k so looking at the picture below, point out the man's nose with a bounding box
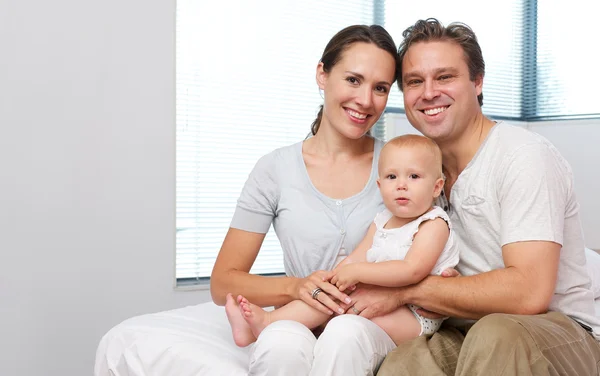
[422,80,440,101]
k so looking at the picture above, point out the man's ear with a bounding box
[474,73,484,97]
[433,177,444,198]
[316,62,327,90]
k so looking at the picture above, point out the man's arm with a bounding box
[405,240,560,319]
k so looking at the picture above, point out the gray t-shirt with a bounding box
[231,138,385,278]
[438,122,600,340]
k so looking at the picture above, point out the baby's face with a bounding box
[377,145,443,219]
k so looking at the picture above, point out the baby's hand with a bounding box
[330,264,361,292]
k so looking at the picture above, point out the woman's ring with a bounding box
[352,306,360,314]
[311,287,323,300]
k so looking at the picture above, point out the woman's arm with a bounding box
[211,228,297,307]
[211,228,351,314]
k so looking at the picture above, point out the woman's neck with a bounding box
[306,126,372,159]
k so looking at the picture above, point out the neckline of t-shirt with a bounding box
[377,206,445,233]
[296,137,381,204]
[453,120,503,188]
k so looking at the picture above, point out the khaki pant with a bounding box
[377,312,600,376]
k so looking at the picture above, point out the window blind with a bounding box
[176,0,377,281]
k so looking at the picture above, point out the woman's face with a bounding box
[316,42,396,139]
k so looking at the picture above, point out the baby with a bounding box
[226,134,459,346]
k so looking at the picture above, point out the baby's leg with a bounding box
[225,293,257,347]
[370,305,422,345]
[239,295,331,340]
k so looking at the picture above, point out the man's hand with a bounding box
[330,263,363,292]
[341,284,405,319]
[414,267,461,318]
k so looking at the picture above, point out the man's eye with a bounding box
[406,79,422,87]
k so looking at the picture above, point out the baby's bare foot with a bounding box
[224,293,256,347]
[239,296,272,339]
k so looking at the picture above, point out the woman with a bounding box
[211,24,400,375]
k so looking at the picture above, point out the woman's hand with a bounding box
[296,270,352,315]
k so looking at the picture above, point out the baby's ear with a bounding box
[376,178,381,188]
[433,177,444,197]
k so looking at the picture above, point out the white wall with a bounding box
[0,1,210,375]
[529,119,600,249]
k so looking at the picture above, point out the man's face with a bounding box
[401,40,483,144]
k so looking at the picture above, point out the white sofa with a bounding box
[94,249,600,376]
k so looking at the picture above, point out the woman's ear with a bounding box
[316,62,327,90]
[433,177,445,198]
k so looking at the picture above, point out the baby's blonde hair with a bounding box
[380,134,443,178]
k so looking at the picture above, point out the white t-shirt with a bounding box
[366,206,459,276]
[438,122,600,340]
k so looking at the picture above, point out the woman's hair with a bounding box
[397,18,485,107]
[382,134,443,178]
[311,25,400,135]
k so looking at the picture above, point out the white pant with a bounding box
[248,315,396,376]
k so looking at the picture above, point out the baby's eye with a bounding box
[409,174,420,179]
[387,174,396,180]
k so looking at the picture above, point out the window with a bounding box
[176,0,600,283]
[383,0,527,119]
[534,0,600,120]
[176,0,376,282]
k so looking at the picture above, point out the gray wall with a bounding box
[0,1,209,375]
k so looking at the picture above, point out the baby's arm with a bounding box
[332,218,449,290]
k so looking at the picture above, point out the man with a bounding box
[366,18,600,375]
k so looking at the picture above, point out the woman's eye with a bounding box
[375,85,388,93]
[346,77,359,84]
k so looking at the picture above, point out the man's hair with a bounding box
[380,134,443,178]
[397,18,485,106]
